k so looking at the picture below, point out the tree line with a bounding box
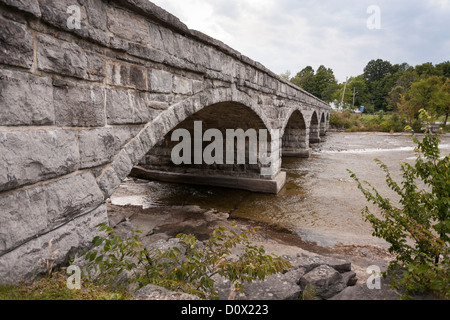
[282,59,450,126]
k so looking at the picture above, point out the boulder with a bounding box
[299,265,346,299]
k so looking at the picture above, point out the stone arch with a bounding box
[99,88,262,195]
[320,112,327,137]
[309,111,321,144]
[141,101,271,176]
[282,109,311,158]
[98,87,282,199]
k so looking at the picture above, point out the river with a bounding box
[110,132,450,248]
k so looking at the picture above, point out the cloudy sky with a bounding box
[150,0,450,83]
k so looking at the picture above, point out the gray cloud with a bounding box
[151,0,450,82]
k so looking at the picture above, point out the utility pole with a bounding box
[340,77,348,110]
[352,87,357,109]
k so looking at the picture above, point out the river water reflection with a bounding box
[111,133,450,248]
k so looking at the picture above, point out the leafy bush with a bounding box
[348,110,450,299]
[330,110,360,130]
[82,224,291,300]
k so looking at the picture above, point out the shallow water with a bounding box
[111,133,450,247]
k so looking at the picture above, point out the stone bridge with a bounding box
[0,0,330,282]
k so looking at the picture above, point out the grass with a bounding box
[0,271,132,300]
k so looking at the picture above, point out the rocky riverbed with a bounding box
[106,201,402,300]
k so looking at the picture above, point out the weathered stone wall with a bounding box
[0,0,330,283]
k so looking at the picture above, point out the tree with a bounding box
[363,59,393,83]
[387,69,419,112]
[291,66,315,93]
[433,78,450,126]
[313,65,337,101]
[397,76,447,125]
[436,61,450,79]
[290,65,337,102]
[363,59,394,111]
[415,62,441,78]
[348,110,450,299]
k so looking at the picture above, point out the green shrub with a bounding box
[348,110,450,299]
[82,224,291,300]
[330,110,361,130]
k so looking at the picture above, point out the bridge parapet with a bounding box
[0,0,330,283]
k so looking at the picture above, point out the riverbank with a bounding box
[106,132,450,300]
[107,200,401,300]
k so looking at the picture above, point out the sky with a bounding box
[150,0,450,83]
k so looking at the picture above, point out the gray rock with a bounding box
[0,69,54,126]
[342,271,358,287]
[0,15,33,69]
[134,284,200,300]
[240,273,302,300]
[0,130,79,192]
[299,265,346,300]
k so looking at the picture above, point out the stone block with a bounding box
[173,76,192,95]
[81,0,107,31]
[0,69,54,126]
[111,126,140,152]
[0,204,108,284]
[45,171,104,227]
[0,186,47,255]
[53,81,105,127]
[0,15,33,69]
[86,52,106,82]
[78,128,116,169]
[97,151,133,199]
[37,34,88,79]
[124,136,146,165]
[0,130,79,192]
[105,89,134,125]
[131,92,160,124]
[106,62,146,90]
[148,22,164,51]
[0,0,41,17]
[106,6,150,45]
[127,43,165,63]
[148,69,173,93]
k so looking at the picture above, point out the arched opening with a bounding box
[309,111,321,144]
[282,110,311,158]
[131,102,286,194]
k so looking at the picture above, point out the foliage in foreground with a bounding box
[83,224,291,300]
[348,110,449,299]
